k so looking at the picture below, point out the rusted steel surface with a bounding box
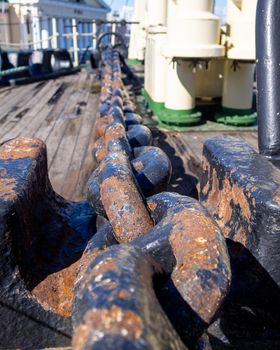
[73,245,188,350]
[131,192,231,346]
[126,124,152,148]
[0,137,96,348]
[79,50,232,349]
[124,112,143,126]
[88,145,172,217]
[0,49,236,349]
[199,136,280,287]
[100,151,154,242]
[132,146,172,196]
[104,122,132,157]
[89,49,172,242]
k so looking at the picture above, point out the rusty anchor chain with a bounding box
[88,49,172,243]
[73,48,232,349]
[0,48,232,349]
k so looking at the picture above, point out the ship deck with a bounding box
[0,70,258,201]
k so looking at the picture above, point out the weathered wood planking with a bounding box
[0,71,258,202]
[0,70,99,201]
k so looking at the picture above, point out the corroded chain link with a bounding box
[73,49,231,349]
[0,49,231,349]
[87,48,172,243]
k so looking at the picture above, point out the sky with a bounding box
[108,0,227,21]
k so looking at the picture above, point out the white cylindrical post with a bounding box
[160,0,223,125]
[222,60,255,110]
[218,0,257,125]
[165,60,195,111]
[111,22,116,46]
[51,17,58,49]
[164,0,223,58]
[158,59,202,125]
[144,26,167,113]
[147,0,167,27]
[41,17,50,49]
[128,0,147,62]
[226,0,257,60]
[92,21,97,50]
[33,16,41,50]
[72,18,79,66]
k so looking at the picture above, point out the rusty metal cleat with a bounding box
[0,137,96,348]
[200,136,280,288]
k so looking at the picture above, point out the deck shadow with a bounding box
[151,128,199,199]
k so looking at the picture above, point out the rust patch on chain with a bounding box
[95,115,113,138]
[113,79,123,90]
[132,160,144,172]
[78,256,117,292]
[104,123,126,145]
[169,208,229,323]
[100,154,154,242]
[73,306,143,350]
[93,137,107,163]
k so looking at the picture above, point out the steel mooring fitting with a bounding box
[72,193,231,349]
[0,137,96,348]
[200,136,280,288]
[131,193,231,338]
[73,245,188,350]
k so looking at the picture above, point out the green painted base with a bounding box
[142,89,165,115]
[146,116,257,133]
[127,59,144,65]
[215,108,257,126]
[142,89,203,127]
[158,108,203,127]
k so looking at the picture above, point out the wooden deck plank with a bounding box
[34,76,76,142]
[45,72,89,169]
[0,71,99,201]
[0,83,40,125]
[46,72,97,199]
[17,81,65,138]
[64,93,99,201]
[0,80,60,141]
[48,89,91,196]
[0,71,259,203]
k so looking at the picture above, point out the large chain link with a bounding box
[73,49,232,349]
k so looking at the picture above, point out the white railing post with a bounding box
[111,22,116,46]
[41,17,50,49]
[92,20,97,50]
[51,17,58,49]
[72,18,79,66]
